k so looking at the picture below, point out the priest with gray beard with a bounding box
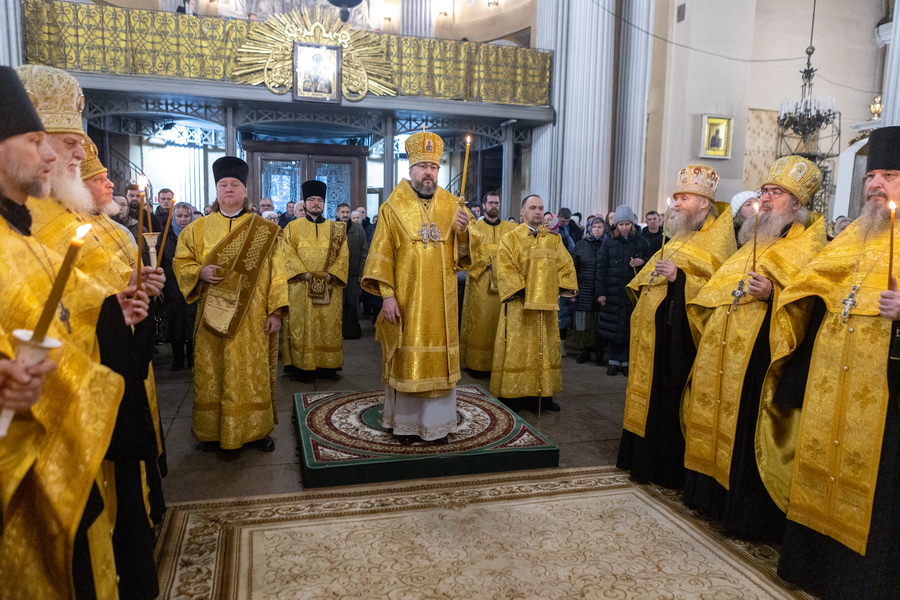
[681,156,825,542]
[617,164,736,490]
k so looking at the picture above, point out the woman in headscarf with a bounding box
[572,217,606,364]
[162,202,197,371]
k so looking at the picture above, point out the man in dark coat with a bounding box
[596,205,649,376]
[338,202,368,339]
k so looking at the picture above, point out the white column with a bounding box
[612,0,654,215]
[1,1,24,66]
[530,0,615,218]
[383,117,395,198]
[882,2,900,126]
[401,0,433,38]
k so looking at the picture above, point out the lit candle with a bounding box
[660,198,671,261]
[889,200,896,289]
[459,136,471,203]
[31,224,92,343]
[137,174,152,235]
[156,205,175,267]
[752,201,760,273]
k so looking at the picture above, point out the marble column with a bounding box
[612,0,654,214]
[530,0,616,218]
[882,2,900,126]
[383,117,395,199]
[1,1,24,66]
[401,0,433,38]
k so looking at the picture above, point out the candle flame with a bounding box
[75,224,92,240]
[137,174,149,188]
[891,200,897,211]
[754,201,760,212]
[466,136,471,145]
[666,197,671,207]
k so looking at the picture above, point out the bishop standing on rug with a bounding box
[362,130,480,444]
[489,194,577,412]
[174,156,287,453]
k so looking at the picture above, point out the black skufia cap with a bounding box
[0,66,45,142]
[867,126,900,172]
[212,156,249,186]
[302,180,327,200]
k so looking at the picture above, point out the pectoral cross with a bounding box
[58,303,72,335]
[648,271,658,285]
[418,223,431,248]
[731,280,747,311]
[841,285,860,323]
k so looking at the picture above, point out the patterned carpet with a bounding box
[294,385,558,487]
[156,467,812,599]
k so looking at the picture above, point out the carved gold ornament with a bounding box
[232,7,396,102]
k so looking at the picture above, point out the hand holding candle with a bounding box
[31,224,92,343]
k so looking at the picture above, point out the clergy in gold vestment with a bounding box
[0,69,151,599]
[759,126,900,600]
[362,131,479,443]
[489,194,577,411]
[460,191,517,374]
[174,156,288,452]
[681,156,825,541]
[617,164,736,490]
[283,180,349,382]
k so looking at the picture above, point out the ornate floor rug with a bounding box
[156,467,812,600]
[294,385,558,487]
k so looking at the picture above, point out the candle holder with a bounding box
[0,329,62,438]
[143,232,161,269]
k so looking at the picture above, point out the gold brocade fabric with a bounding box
[489,225,577,399]
[623,206,736,437]
[282,218,349,370]
[460,219,517,371]
[23,0,551,106]
[0,219,123,600]
[758,220,895,555]
[682,217,825,490]
[173,212,288,449]
[361,181,480,394]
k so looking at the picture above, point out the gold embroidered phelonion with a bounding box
[32,224,91,342]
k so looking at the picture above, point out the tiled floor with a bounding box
[156,318,629,503]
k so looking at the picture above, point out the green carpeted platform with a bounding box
[294,384,559,487]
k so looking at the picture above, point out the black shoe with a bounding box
[317,368,340,380]
[283,365,296,376]
[467,368,491,380]
[396,435,418,445]
[576,349,591,364]
[540,399,561,412]
[200,441,219,453]
[253,437,275,452]
[622,366,629,377]
[431,435,449,445]
[607,365,620,376]
[290,369,316,382]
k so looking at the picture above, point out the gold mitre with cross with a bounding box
[405,130,444,166]
[674,164,719,202]
[15,64,86,136]
[762,155,822,206]
[81,136,108,181]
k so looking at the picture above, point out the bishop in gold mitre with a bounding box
[0,65,149,600]
[758,126,900,599]
[459,191,517,375]
[489,194,577,411]
[361,130,481,443]
[681,156,825,543]
[617,164,736,490]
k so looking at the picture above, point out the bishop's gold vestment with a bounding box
[758,220,894,555]
[489,225,577,398]
[624,206,736,437]
[173,211,288,449]
[362,180,480,394]
[460,218,517,371]
[282,218,349,370]
[0,215,123,600]
[683,216,825,489]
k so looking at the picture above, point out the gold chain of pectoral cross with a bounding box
[93,215,137,268]
[14,230,73,335]
[649,230,698,285]
[842,237,886,323]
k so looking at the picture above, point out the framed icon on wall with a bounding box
[700,114,732,159]
[293,42,342,104]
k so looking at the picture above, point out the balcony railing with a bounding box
[22,0,552,107]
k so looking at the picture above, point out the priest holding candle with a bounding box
[680,155,824,542]
[0,65,151,600]
[362,130,481,444]
[756,125,900,600]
